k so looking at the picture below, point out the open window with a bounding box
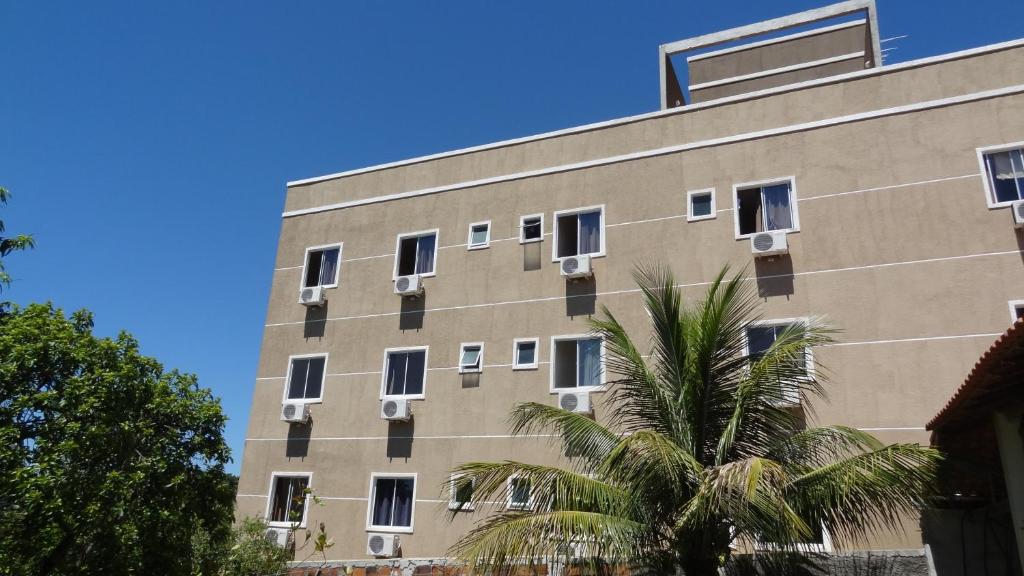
[284,354,326,403]
[551,336,603,391]
[467,221,491,250]
[979,144,1024,207]
[687,189,716,222]
[448,474,475,511]
[381,347,427,399]
[520,214,543,244]
[267,473,311,528]
[513,338,539,370]
[367,473,416,533]
[1009,300,1024,322]
[458,343,484,374]
[394,230,438,278]
[553,206,605,260]
[302,245,341,288]
[734,179,798,238]
[507,476,533,511]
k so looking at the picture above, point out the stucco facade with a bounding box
[237,10,1024,562]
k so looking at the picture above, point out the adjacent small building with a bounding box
[236,0,1024,564]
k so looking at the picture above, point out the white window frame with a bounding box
[732,177,800,239]
[365,472,417,534]
[448,474,475,511]
[282,353,328,404]
[506,474,534,511]
[467,221,491,250]
[519,213,544,244]
[977,142,1024,209]
[299,243,343,289]
[393,228,439,280]
[742,317,816,379]
[512,337,540,370]
[686,188,717,222]
[265,471,313,529]
[379,346,429,400]
[755,522,833,553]
[551,205,606,262]
[549,334,606,393]
[1009,300,1024,323]
[458,342,485,374]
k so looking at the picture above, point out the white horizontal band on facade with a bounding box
[282,84,1024,218]
[264,247,1023,329]
[273,173,980,270]
[685,19,868,62]
[284,39,1024,189]
[688,51,866,91]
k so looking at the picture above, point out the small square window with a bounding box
[554,207,604,259]
[1009,300,1024,322]
[395,231,438,277]
[520,214,543,244]
[982,147,1024,206]
[448,475,475,511]
[734,180,797,238]
[458,343,483,374]
[302,245,341,288]
[267,474,310,527]
[507,476,532,510]
[368,474,416,532]
[686,189,716,222]
[285,355,326,402]
[467,221,491,250]
[551,336,603,390]
[513,338,539,370]
[382,348,427,398]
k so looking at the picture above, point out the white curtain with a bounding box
[393,479,414,527]
[415,234,436,274]
[578,211,601,255]
[762,183,793,231]
[577,338,602,387]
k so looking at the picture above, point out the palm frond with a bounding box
[507,402,620,473]
[599,430,704,518]
[769,425,885,472]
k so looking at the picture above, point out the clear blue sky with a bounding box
[2,1,1017,474]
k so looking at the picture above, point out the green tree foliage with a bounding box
[201,517,290,576]
[0,303,234,576]
[0,187,35,293]
[445,265,940,576]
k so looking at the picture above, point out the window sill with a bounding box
[519,238,543,245]
[551,252,606,263]
[735,227,798,240]
[467,244,490,251]
[366,526,414,534]
[447,503,475,512]
[512,364,539,371]
[551,385,605,394]
[458,368,482,375]
[687,213,716,222]
[267,521,306,529]
[305,283,338,290]
[988,200,1023,209]
[393,272,436,280]
[381,395,425,401]
[284,398,323,405]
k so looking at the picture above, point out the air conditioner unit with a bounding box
[367,533,400,557]
[394,275,423,296]
[750,231,789,257]
[558,391,592,414]
[380,398,411,421]
[1012,200,1024,228]
[280,402,311,423]
[560,254,592,278]
[265,527,293,548]
[299,285,325,306]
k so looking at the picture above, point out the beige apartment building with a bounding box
[237,0,1024,564]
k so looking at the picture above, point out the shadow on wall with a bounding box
[566,277,597,317]
[386,419,413,460]
[753,256,794,298]
[523,242,543,271]
[285,422,312,459]
[1017,228,1024,267]
[461,372,481,389]
[303,300,328,339]
[399,295,425,331]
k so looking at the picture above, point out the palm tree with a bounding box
[444,265,939,576]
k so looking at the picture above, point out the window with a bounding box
[520,214,543,244]
[980,145,1024,206]
[553,206,605,260]
[687,189,716,222]
[301,244,341,289]
[285,355,326,402]
[367,474,416,532]
[1009,301,1024,322]
[467,221,491,250]
[458,343,484,374]
[507,476,532,510]
[267,474,311,527]
[394,230,438,278]
[734,179,798,237]
[551,336,603,391]
[513,338,539,370]
[448,475,475,511]
[381,347,427,399]
[756,522,832,553]
[745,320,814,402]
